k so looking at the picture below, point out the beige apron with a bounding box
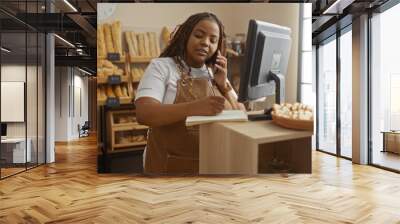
[144,59,233,174]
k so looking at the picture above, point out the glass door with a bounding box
[317,36,337,155]
[339,27,352,159]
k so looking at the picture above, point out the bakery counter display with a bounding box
[98,21,125,62]
[97,59,133,106]
[271,102,314,131]
[107,110,148,152]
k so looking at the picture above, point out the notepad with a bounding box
[186,110,248,126]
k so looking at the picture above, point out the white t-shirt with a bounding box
[135,57,237,103]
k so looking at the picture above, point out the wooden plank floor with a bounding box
[1,135,400,223]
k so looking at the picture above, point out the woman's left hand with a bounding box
[213,50,229,90]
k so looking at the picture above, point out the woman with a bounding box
[135,12,245,174]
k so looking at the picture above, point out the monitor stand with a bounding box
[248,108,272,121]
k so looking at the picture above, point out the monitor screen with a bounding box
[238,20,291,102]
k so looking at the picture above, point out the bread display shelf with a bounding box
[130,56,153,63]
[107,109,148,152]
[98,54,126,64]
[97,75,129,84]
[112,124,148,131]
[108,147,144,154]
[97,97,132,107]
[271,112,313,131]
[113,141,147,149]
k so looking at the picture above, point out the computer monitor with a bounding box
[238,20,292,110]
[1,123,7,138]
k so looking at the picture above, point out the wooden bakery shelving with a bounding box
[107,109,148,152]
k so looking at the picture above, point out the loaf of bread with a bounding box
[97,86,107,101]
[103,67,114,77]
[147,32,155,57]
[103,23,115,54]
[113,85,123,97]
[106,86,115,97]
[102,60,114,68]
[111,21,122,55]
[121,85,129,97]
[97,24,107,57]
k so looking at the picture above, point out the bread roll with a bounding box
[103,67,114,76]
[111,21,122,55]
[103,23,115,54]
[103,60,114,68]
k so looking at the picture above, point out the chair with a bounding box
[78,121,90,138]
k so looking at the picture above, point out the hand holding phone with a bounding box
[213,50,228,91]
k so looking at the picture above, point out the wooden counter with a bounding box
[199,120,313,174]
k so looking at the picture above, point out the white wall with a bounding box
[99,3,300,102]
[55,67,89,141]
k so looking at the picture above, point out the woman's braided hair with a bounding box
[160,12,226,69]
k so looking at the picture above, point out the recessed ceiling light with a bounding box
[1,47,11,53]
[54,34,75,48]
[78,67,92,76]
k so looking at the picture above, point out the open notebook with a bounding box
[186,110,248,126]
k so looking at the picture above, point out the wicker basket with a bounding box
[271,111,314,131]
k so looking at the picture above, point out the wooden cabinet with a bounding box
[107,110,148,153]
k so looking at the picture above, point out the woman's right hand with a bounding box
[187,96,226,116]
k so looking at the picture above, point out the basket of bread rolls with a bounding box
[271,102,314,131]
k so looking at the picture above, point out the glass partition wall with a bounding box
[0,1,46,179]
[370,3,400,171]
[316,26,352,159]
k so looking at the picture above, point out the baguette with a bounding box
[103,23,115,53]
[125,32,136,57]
[161,26,170,48]
[151,32,159,57]
[97,24,107,57]
[147,32,155,57]
[154,32,161,56]
[144,32,151,56]
[130,32,139,57]
[111,21,122,55]
[137,33,146,57]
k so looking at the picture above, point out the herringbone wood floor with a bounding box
[1,135,400,223]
